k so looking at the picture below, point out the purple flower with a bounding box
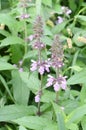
[53,82,60,91]
[33,41,45,50]
[38,66,45,75]
[35,94,40,103]
[13,64,17,68]
[46,75,67,92]
[51,58,64,68]
[28,35,34,41]
[30,60,50,75]
[57,16,64,24]
[20,14,30,19]
[61,6,72,15]
[66,9,72,15]
[19,67,23,72]
[46,75,54,87]
[30,60,37,71]
[19,60,23,66]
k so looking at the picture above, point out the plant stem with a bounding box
[56,68,59,103]
[24,20,28,54]
[37,74,43,115]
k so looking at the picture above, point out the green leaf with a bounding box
[0,60,15,71]
[10,45,23,63]
[66,123,78,130]
[52,21,67,34]
[0,75,14,102]
[66,104,86,124]
[42,0,52,7]
[24,50,38,60]
[68,0,77,11]
[36,0,42,15]
[13,116,54,130]
[52,102,66,130]
[67,68,86,85]
[71,50,80,74]
[73,30,86,47]
[53,4,62,14]
[41,90,56,103]
[57,112,66,130]
[80,84,86,104]
[21,72,41,92]
[0,105,37,122]
[12,70,30,105]
[0,30,10,37]
[0,14,22,34]
[41,36,53,46]
[43,124,58,130]
[0,36,24,48]
[76,15,86,26]
[81,116,86,130]
[19,126,27,130]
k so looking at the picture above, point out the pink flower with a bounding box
[19,68,23,72]
[20,14,30,19]
[30,60,37,71]
[60,77,67,90]
[38,66,44,75]
[53,82,60,91]
[30,60,50,75]
[57,16,64,24]
[35,94,40,103]
[46,75,54,87]
[28,35,34,41]
[46,75,67,91]
[19,60,23,66]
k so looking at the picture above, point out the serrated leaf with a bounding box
[13,116,54,130]
[0,60,15,71]
[66,123,78,130]
[42,0,52,7]
[0,30,10,37]
[66,104,86,124]
[36,0,42,15]
[80,84,86,104]
[21,72,41,92]
[0,75,14,102]
[0,105,37,122]
[41,90,56,103]
[12,70,30,105]
[76,15,86,25]
[57,112,66,130]
[52,21,67,34]
[0,14,22,34]
[67,68,86,85]
[0,36,24,48]
[19,126,27,130]
[81,116,86,130]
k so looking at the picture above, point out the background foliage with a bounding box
[0,0,86,130]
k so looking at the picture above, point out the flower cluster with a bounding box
[30,59,50,75]
[62,6,72,15]
[51,35,64,68]
[46,75,67,92]
[33,15,45,50]
[56,6,72,24]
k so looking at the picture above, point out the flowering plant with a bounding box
[0,0,86,130]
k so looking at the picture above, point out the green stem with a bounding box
[55,68,59,103]
[77,6,86,15]
[24,20,28,54]
[37,74,43,115]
